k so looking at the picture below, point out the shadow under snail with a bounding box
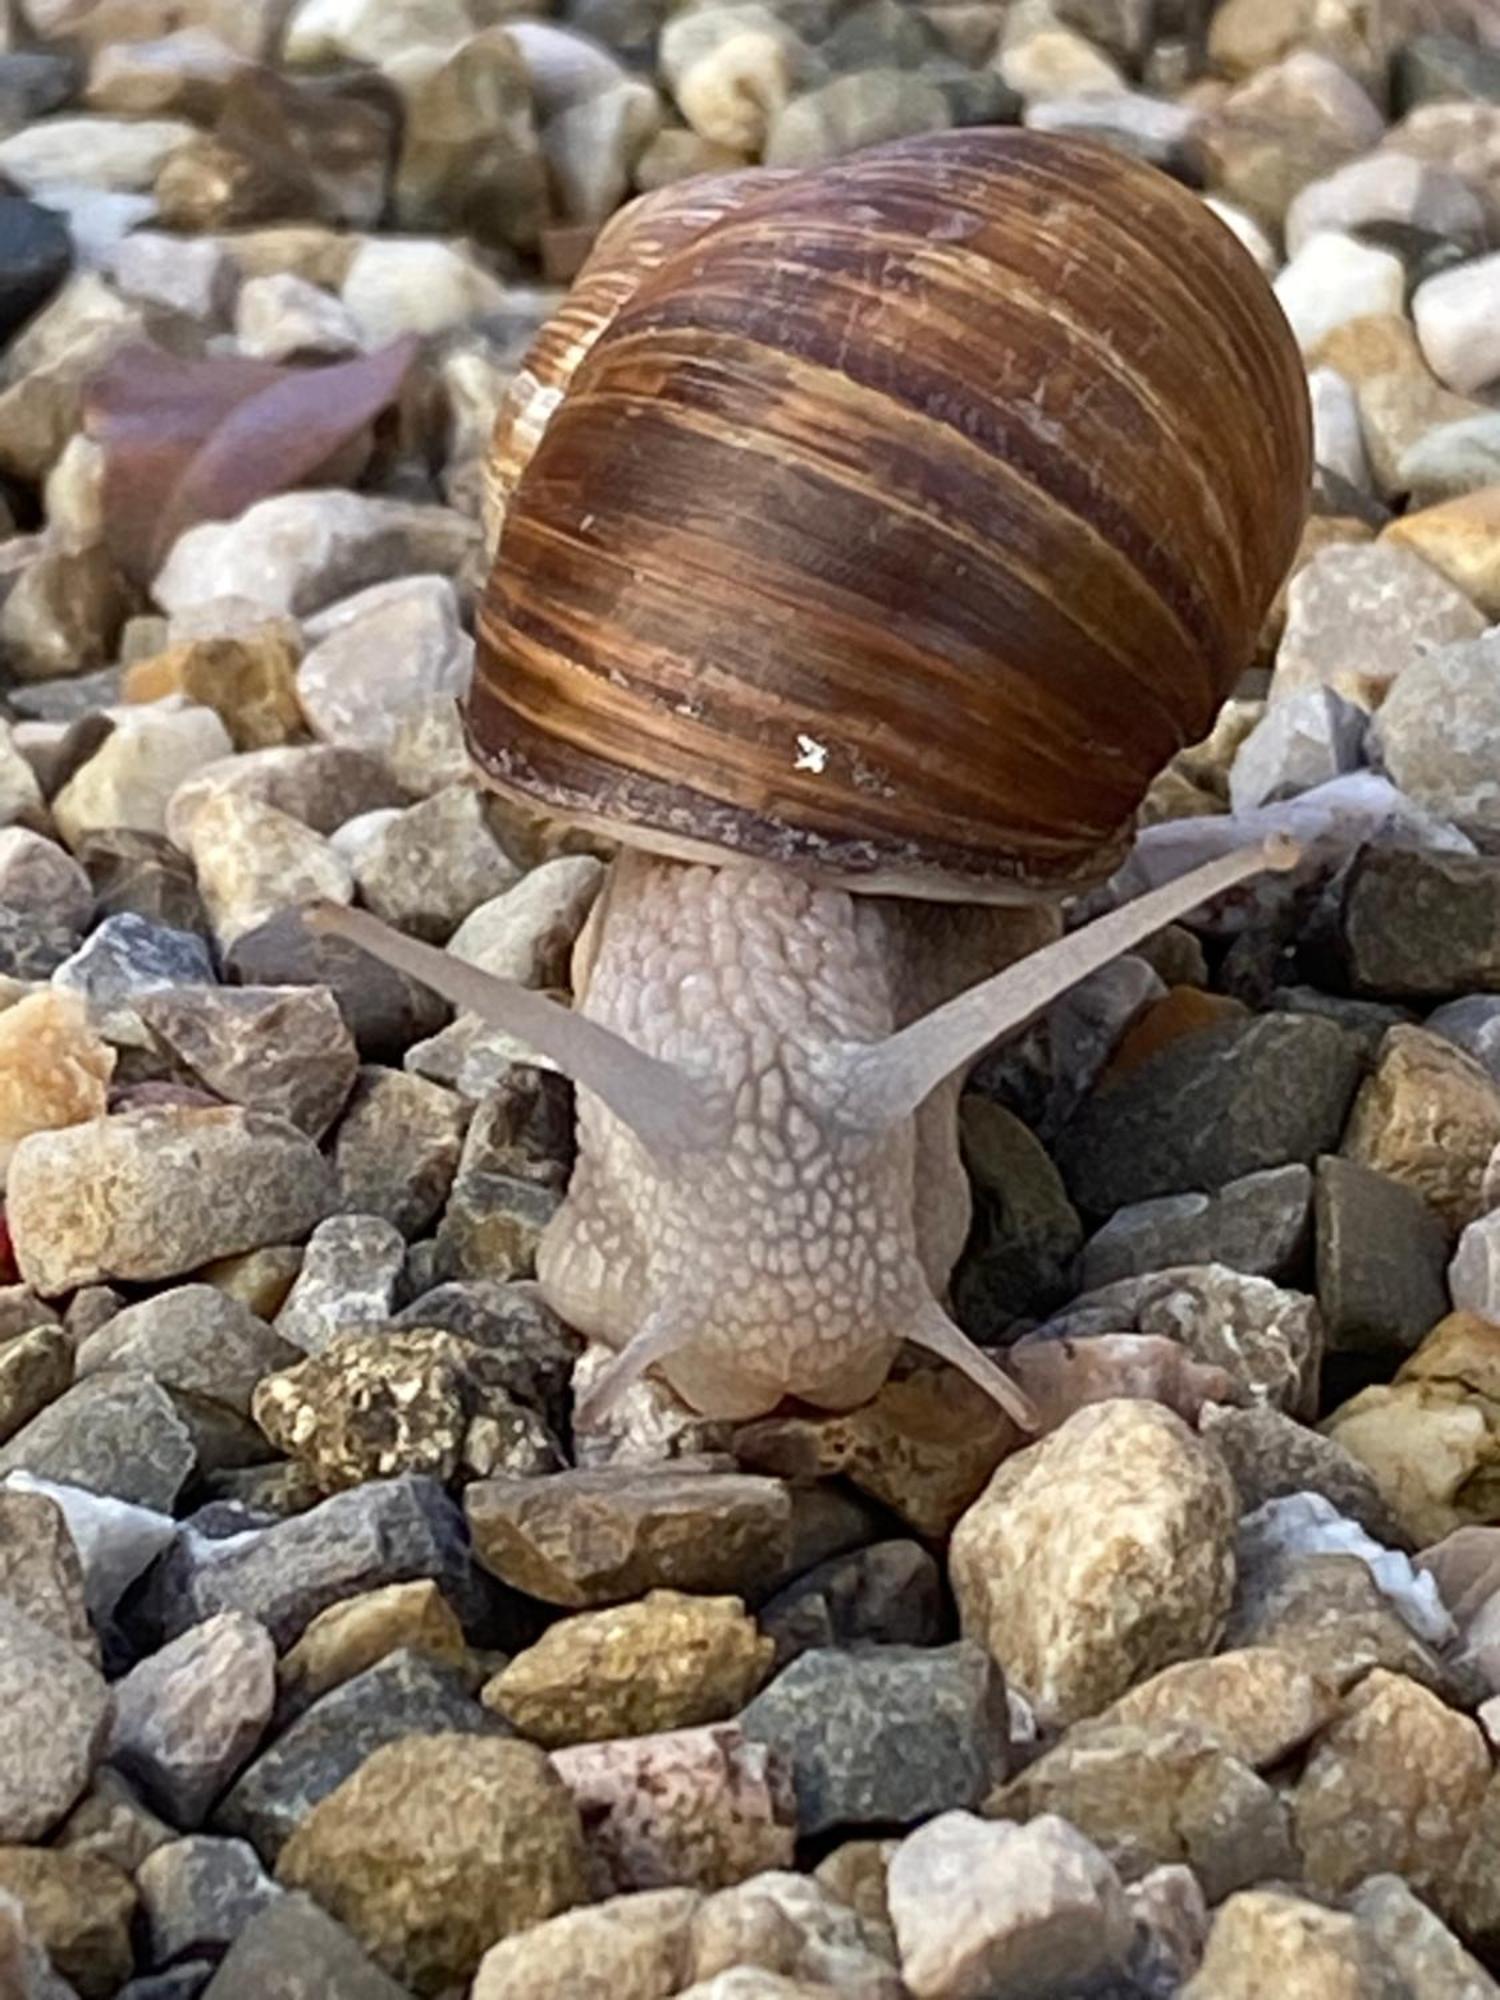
[311,128,1311,1432]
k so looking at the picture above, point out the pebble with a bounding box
[136,1836,278,1969]
[340,238,507,345]
[487,1590,773,1748]
[1371,628,1500,838]
[270,1214,405,1355]
[392,1280,577,1433]
[446,851,605,986]
[1338,847,1500,998]
[166,746,408,850]
[1314,311,1485,499]
[0,991,112,1181]
[1451,1210,1500,1319]
[1428,995,1500,1082]
[470,1888,699,2000]
[1294,1668,1490,1899]
[1399,407,1500,502]
[0,1489,96,1662]
[109,1613,275,1827]
[217,1649,503,1864]
[755,1542,943,1670]
[254,1327,561,1490]
[1053,1012,1363,1219]
[52,706,232,851]
[659,5,801,152]
[112,229,237,322]
[351,784,519,942]
[150,1474,487,1648]
[1080,1163,1313,1289]
[1384,487,1500,618]
[78,831,208,941]
[5,1474,176,1627]
[8,1107,335,1295]
[234,273,358,362]
[886,1810,1131,2000]
[1343,1024,1500,1234]
[1315,1154,1450,1354]
[737,1642,1004,1839]
[1239,1493,1453,1647]
[0,1846,136,1997]
[197,1890,411,2000]
[1287,150,1489,255]
[952,1097,1082,1333]
[329,1068,470,1238]
[51,913,215,1046]
[222,905,449,1062]
[153,492,480,622]
[275,1580,467,1721]
[294,575,472,758]
[1100,1646,1338,1770]
[275,1734,589,1995]
[1351,1871,1500,1997]
[0,112,191,193]
[1273,231,1406,354]
[1228,687,1366,812]
[949,1401,1237,1728]
[1414,248,1500,395]
[1181,1889,1388,2000]
[466,1467,869,1611]
[765,71,953,171]
[1271,540,1487,707]
[123,632,304,754]
[1308,365,1373,490]
[0,194,71,346]
[184,791,353,948]
[988,1720,1298,1904]
[0,1323,72,1448]
[0,1371,194,1510]
[0,1599,110,1842]
[551,1722,797,1896]
[74,1286,296,1418]
[134,985,359,1138]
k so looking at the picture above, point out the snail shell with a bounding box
[471,128,1311,900]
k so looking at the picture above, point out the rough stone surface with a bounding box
[0,992,113,1182]
[0,1845,136,1998]
[1343,1024,1500,1235]
[198,1891,411,1999]
[110,1613,276,1827]
[136,1835,278,1968]
[0,1600,110,1842]
[7,1107,336,1294]
[1315,1154,1450,1354]
[0,1371,195,1510]
[1271,540,1486,706]
[487,1590,773,1748]
[1333,847,1500,1007]
[135,985,358,1139]
[1182,1890,1392,2000]
[757,1543,945,1670]
[271,1214,405,1356]
[275,1580,468,1721]
[74,1285,296,1417]
[949,1401,1238,1728]
[330,1067,469,1238]
[471,1888,701,2000]
[0,1490,95,1662]
[738,1643,1005,1838]
[1199,1401,1410,1547]
[1098,1647,1338,1769]
[887,1810,1133,2000]
[274,1733,589,1996]
[1080,1164,1313,1290]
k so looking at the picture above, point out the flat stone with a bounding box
[471,1888,702,2000]
[149,1474,489,1648]
[276,1581,468,1722]
[144,985,359,1140]
[154,492,480,622]
[1199,1402,1410,1547]
[486,1590,773,1749]
[1053,1012,1364,1220]
[136,1836,277,1968]
[1097,1648,1339,1770]
[199,1891,411,2000]
[217,1649,505,1865]
[0,1846,136,1999]
[254,1328,561,1492]
[1343,1023,1500,1234]
[8,1107,336,1295]
[949,1401,1237,1729]
[465,1468,869,1610]
[1080,1164,1313,1289]
[1315,1154,1450,1354]
[111,1613,276,1828]
[330,1068,470,1239]
[270,1215,406,1355]
[551,1722,797,1897]
[1294,1668,1489,1899]
[0,1490,95,1662]
[988,1720,1297,1905]
[1271,539,1486,707]
[757,1542,944,1670]
[0,1600,110,1842]
[738,1642,1004,1839]
[0,1372,193,1510]
[1030,1264,1323,1416]
[224,906,449,1063]
[74,1286,297,1417]
[275,1733,588,1996]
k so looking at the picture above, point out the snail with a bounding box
[313,129,1310,1431]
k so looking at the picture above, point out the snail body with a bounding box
[319,129,1310,1428]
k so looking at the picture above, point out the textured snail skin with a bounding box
[471,126,1311,901]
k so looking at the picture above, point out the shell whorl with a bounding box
[471,128,1312,899]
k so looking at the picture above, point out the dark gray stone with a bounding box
[1426,995,1500,1086]
[1200,1403,1410,1549]
[0,1371,195,1510]
[953,1096,1083,1336]
[0,902,84,977]
[213,1650,506,1863]
[74,1286,297,1417]
[1054,1014,1365,1219]
[392,1280,579,1431]
[1266,986,1413,1061]
[0,1599,110,1843]
[1314,1155,1450,1355]
[330,1067,470,1239]
[1081,1164,1313,1290]
[0,196,72,344]
[1339,847,1500,1001]
[136,986,358,1140]
[200,1893,411,1999]
[78,831,209,941]
[1395,32,1500,110]
[758,1541,946,1669]
[119,1968,215,2000]
[738,1641,1006,1837]
[433,1069,574,1284]
[144,1475,499,1649]
[223,907,448,1062]
[136,1837,278,1967]
[52,914,217,1039]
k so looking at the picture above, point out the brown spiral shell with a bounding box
[470,128,1311,900]
[481,165,797,553]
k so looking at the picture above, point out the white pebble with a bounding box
[1413,251,1500,398]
